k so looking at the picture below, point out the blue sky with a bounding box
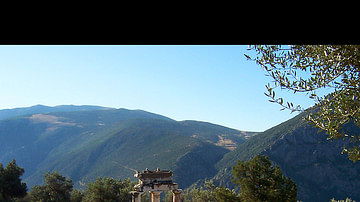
[0,45,316,132]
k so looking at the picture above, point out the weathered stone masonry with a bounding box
[130,168,182,202]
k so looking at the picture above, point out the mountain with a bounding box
[213,112,360,201]
[0,105,249,189]
[3,105,360,201]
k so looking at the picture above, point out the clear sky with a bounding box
[0,45,316,132]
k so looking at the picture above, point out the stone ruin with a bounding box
[130,168,182,202]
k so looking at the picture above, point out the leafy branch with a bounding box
[246,45,360,162]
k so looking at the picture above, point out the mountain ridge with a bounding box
[0,105,250,190]
[4,105,358,201]
[0,104,114,121]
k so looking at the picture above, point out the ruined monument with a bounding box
[130,168,182,202]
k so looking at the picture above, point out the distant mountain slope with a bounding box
[26,119,230,188]
[0,104,113,120]
[213,112,360,202]
[0,105,250,189]
[0,108,173,182]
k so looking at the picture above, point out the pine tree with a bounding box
[232,155,297,202]
[29,171,73,202]
[0,159,27,201]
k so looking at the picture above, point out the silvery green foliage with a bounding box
[245,45,360,162]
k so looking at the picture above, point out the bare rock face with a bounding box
[263,124,360,202]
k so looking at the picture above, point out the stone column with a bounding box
[172,189,182,202]
[130,191,143,202]
[150,191,161,202]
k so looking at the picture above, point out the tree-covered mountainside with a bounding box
[213,112,360,202]
[5,105,359,201]
[0,105,248,190]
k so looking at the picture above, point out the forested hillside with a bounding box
[2,105,359,201]
[213,112,360,201]
[0,105,248,189]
